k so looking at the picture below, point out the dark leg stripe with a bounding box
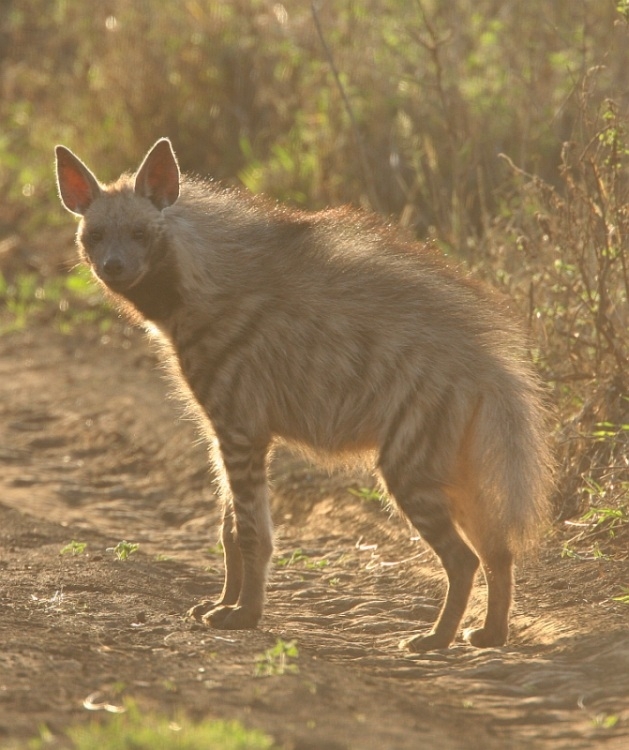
[379,384,455,489]
[419,385,455,473]
[212,332,271,426]
[393,484,455,547]
[232,508,267,551]
[379,422,428,492]
[218,367,245,424]
[229,474,265,499]
[221,453,256,473]
[219,438,267,465]
[192,309,268,408]
[219,435,268,502]
[222,465,266,488]
[379,375,426,461]
[176,294,235,354]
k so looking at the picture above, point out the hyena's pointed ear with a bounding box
[55,145,102,216]
[134,138,180,210]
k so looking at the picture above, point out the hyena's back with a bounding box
[55,139,553,651]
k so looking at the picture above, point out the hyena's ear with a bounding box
[55,146,102,216]
[134,138,180,210]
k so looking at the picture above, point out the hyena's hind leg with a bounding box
[448,412,515,648]
[461,531,514,648]
[378,392,482,650]
[201,434,273,630]
[467,551,513,647]
[391,481,480,651]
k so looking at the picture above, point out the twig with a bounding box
[310,1,382,212]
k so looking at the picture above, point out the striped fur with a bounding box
[55,138,554,650]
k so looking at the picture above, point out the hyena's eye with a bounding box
[131,227,147,242]
[83,228,104,245]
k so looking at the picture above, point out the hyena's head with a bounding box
[55,138,180,293]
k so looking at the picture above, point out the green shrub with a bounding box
[1,0,628,244]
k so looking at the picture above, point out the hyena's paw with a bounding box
[187,599,218,622]
[464,626,508,649]
[202,604,261,630]
[404,632,454,652]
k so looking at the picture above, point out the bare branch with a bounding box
[310,1,383,212]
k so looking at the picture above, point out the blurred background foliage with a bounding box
[1,0,627,238]
[1,0,629,530]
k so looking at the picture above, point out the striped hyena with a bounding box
[55,138,553,651]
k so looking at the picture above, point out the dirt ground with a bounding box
[1,301,629,748]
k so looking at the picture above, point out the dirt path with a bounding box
[1,323,628,749]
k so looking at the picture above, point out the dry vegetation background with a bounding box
[1,0,629,559]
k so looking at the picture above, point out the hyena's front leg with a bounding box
[217,503,244,606]
[187,502,243,620]
[203,437,273,630]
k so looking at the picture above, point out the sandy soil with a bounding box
[1,313,628,749]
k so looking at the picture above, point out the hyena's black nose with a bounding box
[103,256,124,278]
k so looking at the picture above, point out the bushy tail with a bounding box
[473,362,555,552]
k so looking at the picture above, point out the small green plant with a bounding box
[612,587,629,604]
[276,549,305,567]
[562,539,609,561]
[307,557,329,570]
[27,700,274,749]
[108,541,140,561]
[591,422,629,441]
[562,501,629,560]
[254,639,299,677]
[60,540,87,556]
[348,486,387,504]
[560,544,579,559]
[275,549,328,570]
[591,712,620,730]
[197,542,223,575]
[581,505,629,530]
